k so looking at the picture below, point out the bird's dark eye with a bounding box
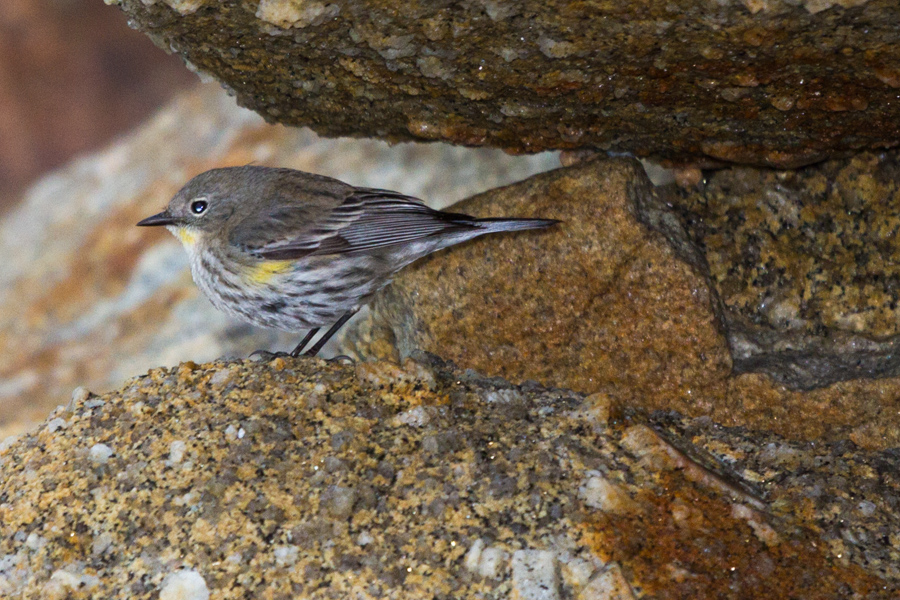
[191,199,208,215]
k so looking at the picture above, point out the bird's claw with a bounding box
[327,354,356,365]
[249,350,290,361]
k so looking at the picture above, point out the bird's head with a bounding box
[137,168,242,249]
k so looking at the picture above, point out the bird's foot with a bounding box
[249,350,290,361]
[326,354,356,365]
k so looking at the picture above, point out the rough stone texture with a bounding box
[0,82,557,438]
[0,355,896,597]
[344,157,900,449]
[110,0,900,167]
[667,151,900,389]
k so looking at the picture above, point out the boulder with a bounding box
[345,156,900,449]
[110,0,900,166]
[0,355,895,597]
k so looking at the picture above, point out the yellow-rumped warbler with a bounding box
[138,166,558,357]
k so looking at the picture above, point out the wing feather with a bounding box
[247,189,476,260]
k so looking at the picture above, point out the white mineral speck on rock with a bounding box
[578,473,635,513]
[273,545,299,566]
[393,406,431,427]
[160,569,209,600]
[857,500,877,517]
[511,550,560,600]
[89,443,114,464]
[70,387,91,406]
[465,538,509,579]
[537,36,577,58]
[580,563,636,600]
[43,570,99,599]
[731,503,781,547]
[92,532,114,556]
[24,534,46,550]
[257,0,340,29]
[184,61,217,85]
[560,557,595,588]
[417,56,455,80]
[479,0,517,20]
[0,435,17,453]
[160,0,207,15]
[44,418,67,433]
[464,538,485,573]
[477,546,508,579]
[208,366,237,389]
[168,440,187,464]
[483,389,522,404]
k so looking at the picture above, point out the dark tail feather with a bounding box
[473,217,561,233]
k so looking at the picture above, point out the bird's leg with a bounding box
[303,311,355,357]
[289,328,321,357]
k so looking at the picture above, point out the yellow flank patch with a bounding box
[246,260,293,285]
[174,227,198,247]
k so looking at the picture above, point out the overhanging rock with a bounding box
[112,0,900,167]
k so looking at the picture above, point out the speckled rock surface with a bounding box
[110,0,900,166]
[0,355,896,597]
[0,81,557,438]
[668,151,900,389]
[344,158,900,449]
[347,157,733,415]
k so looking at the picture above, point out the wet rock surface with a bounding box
[0,355,896,597]
[668,151,900,389]
[345,157,900,449]
[111,0,900,166]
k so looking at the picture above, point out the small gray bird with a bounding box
[138,166,558,357]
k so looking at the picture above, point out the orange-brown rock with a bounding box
[345,158,900,449]
[0,356,895,596]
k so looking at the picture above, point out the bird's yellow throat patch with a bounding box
[173,227,198,247]
[246,260,294,285]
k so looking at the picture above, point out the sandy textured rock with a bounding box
[351,157,731,403]
[0,82,557,437]
[111,0,900,166]
[0,355,895,597]
[669,151,900,389]
[345,158,900,448]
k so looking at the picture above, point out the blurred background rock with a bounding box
[0,0,195,212]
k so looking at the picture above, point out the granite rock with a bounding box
[0,82,557,438]
[344,157,900,449]
[669,151,900,389]
[0,355,895,597]
[110,0,900,166]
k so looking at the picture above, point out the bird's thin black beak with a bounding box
[137,211,177,227]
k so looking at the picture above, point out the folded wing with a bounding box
[238,189,477,260]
